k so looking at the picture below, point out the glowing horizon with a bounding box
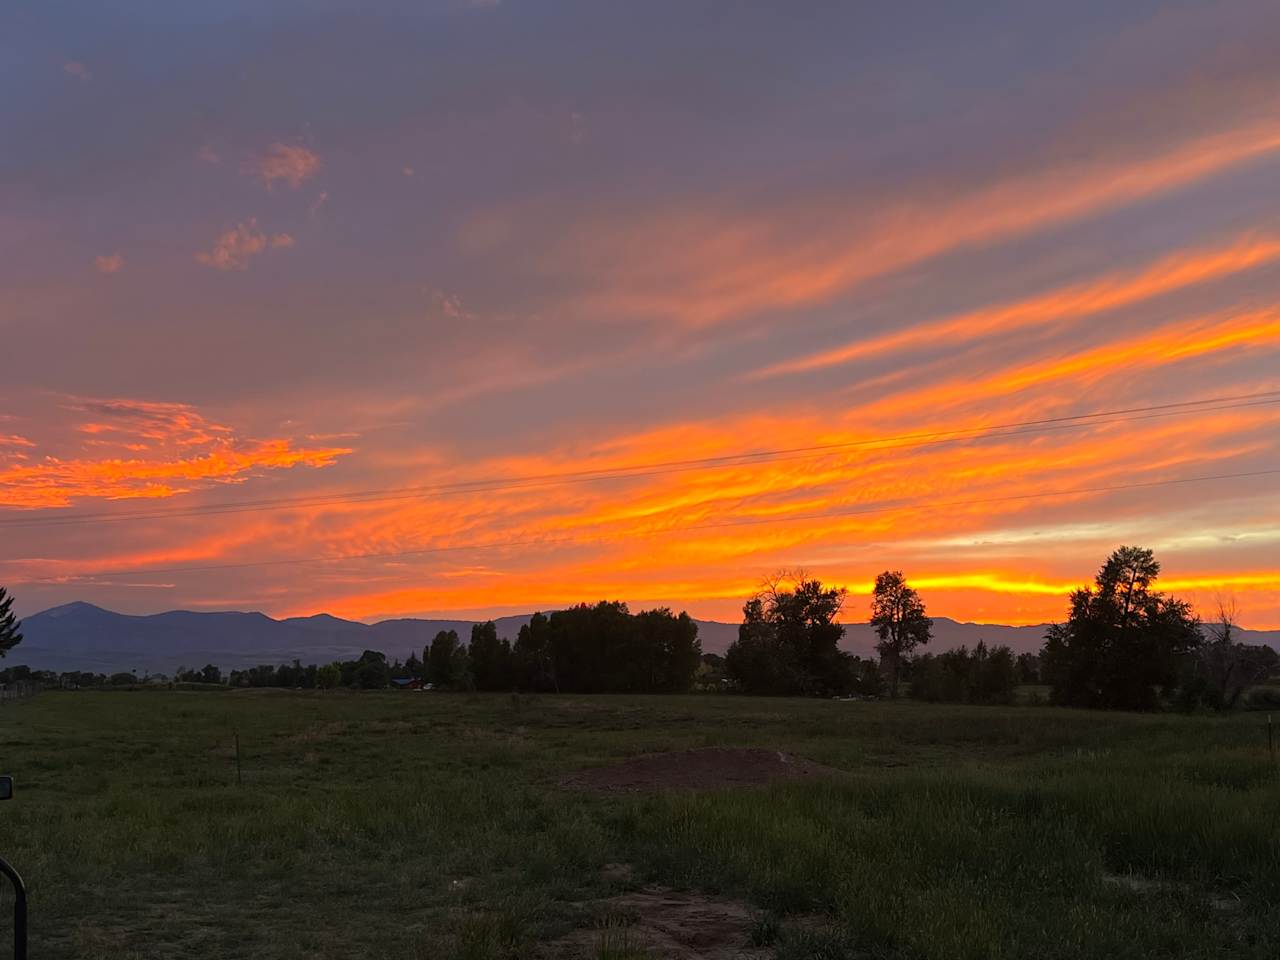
[3,2,1278,631]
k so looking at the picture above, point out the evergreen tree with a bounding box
[0,586,23,658]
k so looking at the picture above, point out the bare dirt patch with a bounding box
[560,746,835,793]
[541,887,771,959]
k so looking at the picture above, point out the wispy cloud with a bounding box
[196,220,294,270]
[538,115,1280,327]
[94,253,126,274]
[750,233,1280,380]
[62,61,91,80]
[246,142,321,189]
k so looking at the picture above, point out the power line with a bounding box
[3,390,1278,530]
[21,466,1279,582]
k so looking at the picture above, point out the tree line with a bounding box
[73,602,702,694]
[1,547,1275,709]
[721,548,1278,710]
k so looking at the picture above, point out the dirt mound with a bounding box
[560,747,833,793]
[540,888,769,959]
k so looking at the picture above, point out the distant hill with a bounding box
[11,602,1279,675]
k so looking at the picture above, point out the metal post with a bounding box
[0,855,27,960]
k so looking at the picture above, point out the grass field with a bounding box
[1,690,1278,959]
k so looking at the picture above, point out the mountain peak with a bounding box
[34,601,110,619]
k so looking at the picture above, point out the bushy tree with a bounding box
[508,604,701,693]
[634,608,701,693]
[0,587,24,658]
[354,650,390,689]
[1015,652,1041,684]
[870,571,932,698]
[317,663,341,689]
[1042,546,1200,710]
[726,574,851,696]
[909,641,1018,704]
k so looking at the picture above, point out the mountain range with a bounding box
[11,602,1280,675]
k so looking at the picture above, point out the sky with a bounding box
[2,1,1278,628]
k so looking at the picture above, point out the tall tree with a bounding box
[468,622,513,691]
[514,612,555,691]
[1041,546,1200,710]
[0,587,23,658]
[427,630,462,688]
[870,571,932,698]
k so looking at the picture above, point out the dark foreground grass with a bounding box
[0,690,1276,958]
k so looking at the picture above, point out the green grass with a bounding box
[0,690,1276,958]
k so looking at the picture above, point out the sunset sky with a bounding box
[3,1,1279,628]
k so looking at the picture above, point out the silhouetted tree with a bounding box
[469,621,514,691]
[1184,599,1278,710]
[427,630,463,688]
[909,641,1018,704]
[1015,652,1041,685]
[870,571,932,698]
[1041,546,1200,710]
[354,649,390,689]
[635,608,701,692]
[514,612,555,691]
[726,574,851,696]
[0,587,23,659]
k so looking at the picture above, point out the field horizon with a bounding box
[12,598,1280,677]
[1,688,1277,959]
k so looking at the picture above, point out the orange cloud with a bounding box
[753,233,1280,380]
[247,142,321,189]
[94,253,126,274]
[545,114,1280,326]
[0,398,350,508]
[196,220,294,270]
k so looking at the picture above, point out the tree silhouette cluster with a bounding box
[386,603,703,693]
[726,575,877,697]
[908,641,1018,705]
